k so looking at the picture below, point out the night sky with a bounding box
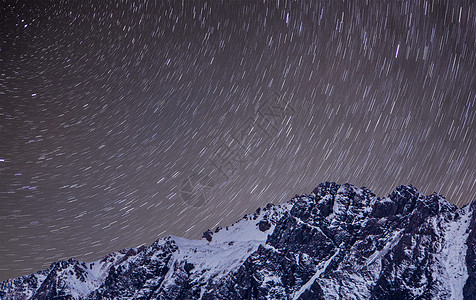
[1,0,475,281]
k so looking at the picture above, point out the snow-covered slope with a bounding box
[1,182,475,299]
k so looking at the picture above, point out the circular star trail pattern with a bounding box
[1,0,475,281]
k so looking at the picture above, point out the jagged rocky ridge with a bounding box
[1,182,475,299]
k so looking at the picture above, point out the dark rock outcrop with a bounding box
[202,229,213,242]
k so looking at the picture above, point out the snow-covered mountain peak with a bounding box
[1,182,475,299]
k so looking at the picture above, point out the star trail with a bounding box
[1,0,475,281]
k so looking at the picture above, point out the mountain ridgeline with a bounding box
[1,182,475,299]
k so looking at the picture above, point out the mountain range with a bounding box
[1,182,475,299]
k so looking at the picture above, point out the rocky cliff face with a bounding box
[1,182,475,299]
